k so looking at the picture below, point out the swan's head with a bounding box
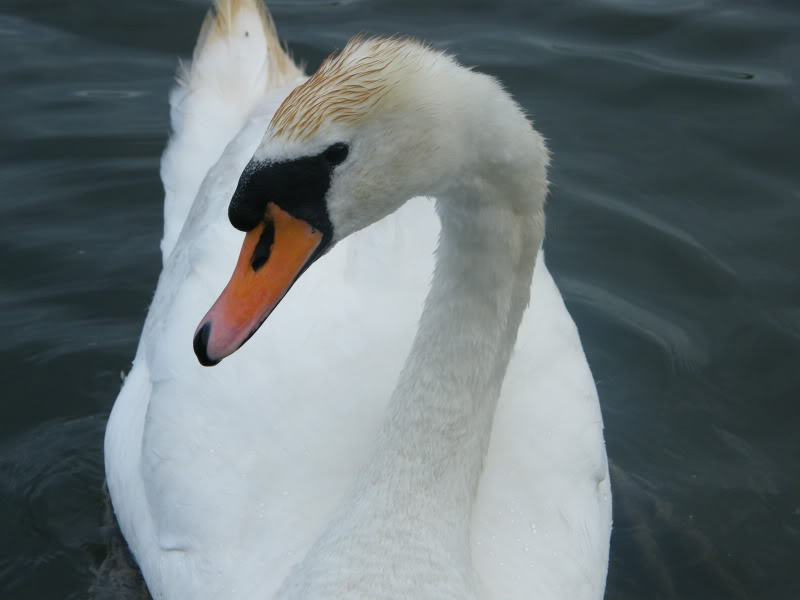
[194,36,538,365]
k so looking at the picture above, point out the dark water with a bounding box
[1,0,798,598]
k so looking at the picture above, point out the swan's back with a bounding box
[106,0,306,596]
[159,0,302,262]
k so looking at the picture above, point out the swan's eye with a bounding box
[323,143,349,166]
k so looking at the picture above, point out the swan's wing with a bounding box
[159,0,303,263]
[473,260,612,599]
[106,1,303,596]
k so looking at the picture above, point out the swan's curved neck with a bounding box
[359,181,543,554]
[277,122,547,596]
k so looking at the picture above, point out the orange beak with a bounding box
[193,202,323,366]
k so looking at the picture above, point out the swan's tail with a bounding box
[159,0,303,262]
[180,0,303,94]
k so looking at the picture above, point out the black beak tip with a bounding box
[193,322,220,367]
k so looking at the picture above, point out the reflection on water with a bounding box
[1,0,798,598]
[72,90,149,99]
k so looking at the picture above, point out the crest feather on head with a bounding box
[271,36,438,141]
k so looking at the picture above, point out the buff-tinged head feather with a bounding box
[270,36,440,141]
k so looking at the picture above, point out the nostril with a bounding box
[251,219,275,271]
[193,322,219,367]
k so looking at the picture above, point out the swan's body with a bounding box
[105,1,611,598]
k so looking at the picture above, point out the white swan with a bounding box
[104,1,612,598]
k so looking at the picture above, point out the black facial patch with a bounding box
[228,145,349,249]
[324,142,349,165]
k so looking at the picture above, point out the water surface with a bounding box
[1,0,798,598]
